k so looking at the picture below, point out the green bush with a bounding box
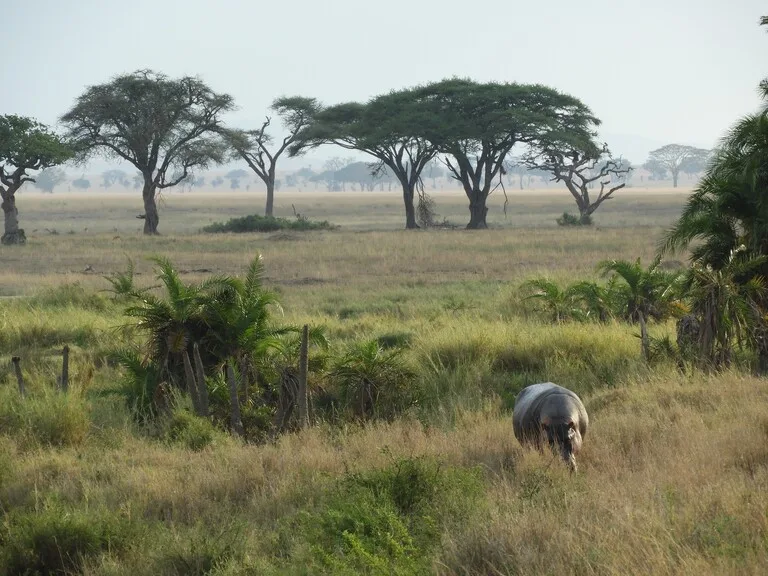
[557,211,592,226]
[164,409,221,451]
[278,457,483,575]
[202,213,336,234]
[156,523,246,576]
[0,508,132,575]
[0,389,89,448]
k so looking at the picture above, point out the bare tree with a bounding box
[224,97,319,217]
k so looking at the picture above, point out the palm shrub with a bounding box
[681,246,768,371]
[520,279,586,323]
[597,256,683,360]
[328,339,418,420]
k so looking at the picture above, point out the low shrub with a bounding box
[202,213,336,234]
[0,507,133,575]
[557,211,592,226]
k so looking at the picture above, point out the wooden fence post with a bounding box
[60,345,69,392]
[226,362,245,437]
[298,324,309,429]
[12,357,25,398]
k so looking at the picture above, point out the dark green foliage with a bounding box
[111,347,165,424]
[0,508,132,575]
[329,340,419,420]
[202,213,336,233]
[557,212,591,226]
[164,408,220,451]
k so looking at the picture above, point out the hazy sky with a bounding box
[2,0,766,170]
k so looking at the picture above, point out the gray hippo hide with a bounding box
[512,382,589,471]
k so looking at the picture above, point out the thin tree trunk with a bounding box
[182,350,201,415]
[142,183,160,235]
[466,190,488,229]
[402,183,419,229]
[265,181,275,217]
[298,324,309,428]
[192,343,209,417]
[60,345,69,393]
[639,311,650,361]
[671,170,679,188]
[226,362,245,437]
[1,192,25,245]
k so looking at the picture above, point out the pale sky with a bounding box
[2,0,766,170]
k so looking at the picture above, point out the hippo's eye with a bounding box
[568,422,576,429]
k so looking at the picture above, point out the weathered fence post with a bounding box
[60,345,69,392]
[226,362,245,437]
[192,343,209,417]
[12,357,25,398]
[298,324,309,429]
[182,350,201,415]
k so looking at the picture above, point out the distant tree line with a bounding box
[0,68,714,241]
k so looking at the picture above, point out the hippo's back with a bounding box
[513,382,586,441]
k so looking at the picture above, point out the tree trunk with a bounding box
[265,180,275,217]
[298,324,309,428]
[142,184,160,235]
[402,183,419,229]
[192,343,209,417]
[466,191,488,229]
[182,350,202,415]
[639,311,650,361]
[226,362,245,437]
[671,170,679,188]
[1,192,25,245]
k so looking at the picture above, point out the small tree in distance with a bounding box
[647,144,709,188]
[224,97,319,217]
[33,167,67,193]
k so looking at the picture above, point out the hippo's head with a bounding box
[541,418,582,472]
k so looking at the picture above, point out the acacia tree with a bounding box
[409,79,599,228]
[0,115,72,245]
[224,97,319,217]
[61,70,234,235]
[291,90,438,229]
[647,144,710,188]
[33,167,67,193]
[525,142,631,224]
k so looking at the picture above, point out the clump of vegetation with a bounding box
[0,507,133,575]
[557,211,592,226]
[202,213,336,233]
[0,388,89,448]
[278,457,483,574]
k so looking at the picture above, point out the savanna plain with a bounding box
[1,188,767,575]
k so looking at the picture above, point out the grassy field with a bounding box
[2,189,768,574]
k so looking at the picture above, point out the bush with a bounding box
[279,457,483,575]
[557,211,592,226]
[0,508,132,575]
[0,389,89,448]
[164,409,221,451]
[156,523,246,575]
[202,213,336,234]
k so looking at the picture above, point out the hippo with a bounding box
[512,382,589,471]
